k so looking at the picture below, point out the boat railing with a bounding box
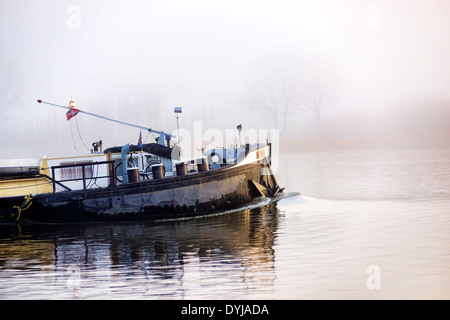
[50,160,116,193]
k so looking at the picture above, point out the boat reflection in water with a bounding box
[0,200,281,299]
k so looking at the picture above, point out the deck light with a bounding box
[237,124,242,147]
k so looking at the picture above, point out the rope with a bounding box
[69,119,77,150]
[68,116,90,153]
[74,117,91,152]
[12,194,34,221]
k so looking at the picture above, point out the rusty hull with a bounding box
[2,162,277,222]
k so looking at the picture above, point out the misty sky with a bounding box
[1,0,450,158]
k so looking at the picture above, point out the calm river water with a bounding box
[0,148,449,299]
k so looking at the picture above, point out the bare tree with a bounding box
[0,54,23,130]
[131,87,166,127]
[299,58,340,136]
[301,76,338,135]
[244,56,301,139]
[244,54,340,139]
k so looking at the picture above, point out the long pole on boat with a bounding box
[37,99,175,142]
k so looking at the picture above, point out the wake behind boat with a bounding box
[0,100,283,223]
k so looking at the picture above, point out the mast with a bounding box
[37,99,175,145]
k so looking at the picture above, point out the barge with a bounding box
[0,100,282,223]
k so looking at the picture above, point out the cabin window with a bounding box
[59,161,94,181]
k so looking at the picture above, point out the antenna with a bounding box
[37,99,176,144]
[174,106,182,145]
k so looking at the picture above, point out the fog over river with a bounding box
[1,1,450,158]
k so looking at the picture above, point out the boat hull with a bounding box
[0,162,279,223]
